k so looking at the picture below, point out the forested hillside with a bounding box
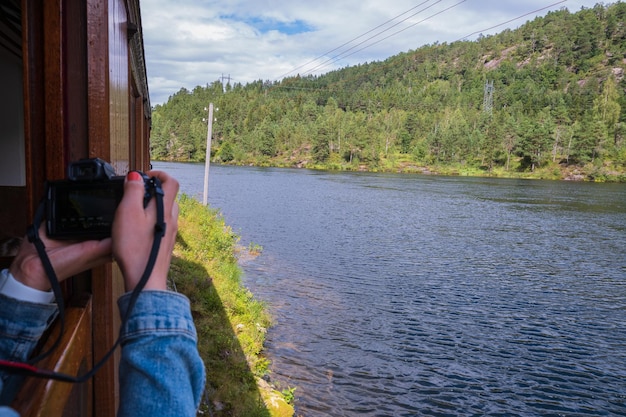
[151,2,626,181]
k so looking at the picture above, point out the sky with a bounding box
[140,0,606,105]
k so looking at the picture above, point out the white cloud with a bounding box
[141,0,604,105]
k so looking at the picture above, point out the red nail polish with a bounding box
[127,171,142,181]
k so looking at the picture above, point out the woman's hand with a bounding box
[9,226,112,291]
[112,171,179,292]
[8,169,179,293]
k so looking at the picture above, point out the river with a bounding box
[154,162,626,416]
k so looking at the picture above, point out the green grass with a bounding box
[171,195,294,417]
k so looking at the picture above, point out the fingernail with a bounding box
[127,171,142,181]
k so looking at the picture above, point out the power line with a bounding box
[456,0,568,42]
[299,0,449,78]
[302,0,468,77]
[279,0,570,83]
[271,0,571,94]
[276,1,439,80]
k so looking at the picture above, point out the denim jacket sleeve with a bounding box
[117,291,206,417]
[0,292,58,410]
[0,287,205,417]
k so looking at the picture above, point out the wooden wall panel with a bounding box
[12,0,150,415]
[86,0,110,161]
[64,0,88,162]
[42,0,66,179]
[22,0,47,213]
[0,187,27,238]
[91,264,122,417]
[86,1,128,415]
[108,0,129,175]
[129,80,149,171]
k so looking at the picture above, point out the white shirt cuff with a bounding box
[0,268,56,304]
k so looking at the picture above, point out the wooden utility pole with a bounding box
[203,103,214,205]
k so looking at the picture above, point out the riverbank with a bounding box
[157,155,626,182]
[292,159,625,182]
[386,160,626,182]
[171,195,294,417]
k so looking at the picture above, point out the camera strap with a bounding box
[0,175,166,383]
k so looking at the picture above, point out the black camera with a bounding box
[46,158,125,240]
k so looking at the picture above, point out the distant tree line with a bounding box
[150,2,626,181]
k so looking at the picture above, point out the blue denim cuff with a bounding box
[0,293,58,362]
[117,291,198,344]
[116,291,205,416]
[0,293,58,407]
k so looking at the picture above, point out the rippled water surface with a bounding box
[156,162,626,416]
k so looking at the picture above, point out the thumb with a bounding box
[120,171,147,210]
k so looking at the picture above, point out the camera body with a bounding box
[46,158,126,240]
